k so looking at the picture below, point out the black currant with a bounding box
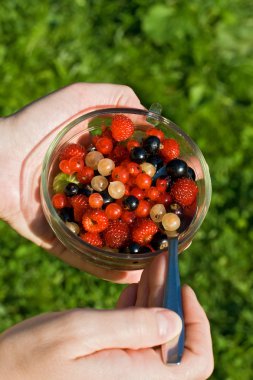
[187,167,196,181]
[168,203,183,217]
[151,232,169,250]
[79,185,94,197]
[166,159,188,179]
[123,243,151,254]
[147,155,164,170]
[123,195,139,211]
[130,147,148,164]
[143,136,161,154]
[64,183,79,197]
[59,207,74,222]
[101,190,114,209]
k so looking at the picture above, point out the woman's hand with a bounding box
[0,83,144,283]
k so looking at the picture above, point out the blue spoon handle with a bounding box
[162,237,185,364]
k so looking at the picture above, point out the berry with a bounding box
[140,162,156,178]
[71,194,89,222]
[147,155,163,170]
[130,147,148,164]
[146,187,160,201]
[156,178,168,193]
[143,136,161,154]
[111,114,134,141]
[77,166,94,184]
[89,193,103,208]
[168,203,183,217]
[100,190,114,208]
[91,175,108,192]
[157,192,172,208]
[150,203,166,223]
[127,140,140,152]
[130,187,145,200]
[108,181,125,199]
[68,157,84,173]
[104,220,130,248]
[64,183,79,197]
[105,203,122,220]
[132,219,158,245]
[123,196,139,211]
[121,211,136,224]
[187,167,196,181]
[59,143,86,161]
[162,213,181,232]
[127,162,142,177]
[85,151,104,169]
[170,178,198,207]
[97,158,115,176]
[59,160,72,174]
[65,221,80,235]
[112,166,129,184]
[80,232,103,248]
[123,243,150,254]
[166,159,188,179]
[160,138,180,161]
[59,207,74,222]
[135,200,151,218]
[95,137,113,155]
[82,209,109,233]
[146,128,165,142]
[111,145,129,166]
[135,173,152,190]
[79,184,94,197]
[52,193,68,209]
[150,232,169,250]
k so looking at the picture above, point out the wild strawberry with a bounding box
[71,194,89,222]
[160,139,180,161]
[132,219,158,245]
[80,232,103,247]
[59,143,86,161]
[82,209,109,233]
[111,115,134,141]
[170,178,198,207]
[104,220,130,248]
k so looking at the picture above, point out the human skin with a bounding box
[0,83,146,283]
[0,252,213,380]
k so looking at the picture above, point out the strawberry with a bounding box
[80,232,103,247]
[82,209,109,233]
[59,143,86,161]
[71,194,89,222]
[160,138,180,161]
[170,178,198,207]
[103,220,130,248]
[111,115,134,141]
[132,219,158,245]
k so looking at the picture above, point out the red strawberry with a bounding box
[80,232,103,247]
[170,178,198,207]
[111,115,134,141]
[59,143,86,161]
[104,220,130,248]
[71,194,89,222]
[160,139,180,161]
[132,219,158,245]
[82,209,109,233]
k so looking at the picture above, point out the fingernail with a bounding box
[156,310,182,339]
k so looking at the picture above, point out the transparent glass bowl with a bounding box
[41,108,211,270]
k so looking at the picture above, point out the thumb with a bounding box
[71,307,182,357]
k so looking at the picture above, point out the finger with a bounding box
[147,252,167,307]
[62,308,182,358]
[135,264,150,307]
[116,284,138,308]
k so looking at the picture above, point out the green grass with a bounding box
[0,1,253,378]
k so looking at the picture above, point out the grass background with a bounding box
[0,1,252,378]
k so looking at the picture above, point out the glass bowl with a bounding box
[41,107,211,271]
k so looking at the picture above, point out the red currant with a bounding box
[156,178,168,193]
[59,160,72,174]
[158,192,172,208]
[146,128,165,142]
[111,166,129,184]
[127,162,142,177]
[130,187,145,200]
[52,193,68,209]
[127,140,140,152]
[68,157,84,173]
[105,203,122,220]
[146,187,160,201]
[121,210,136,224]
[135,200,151,218]
[136,173,152,190]
[77,166,94,184]
[95,137,113,155]
[89,193,103,208]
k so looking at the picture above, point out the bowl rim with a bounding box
[41,107,212,261]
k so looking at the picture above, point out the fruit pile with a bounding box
[51,114,198,254]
